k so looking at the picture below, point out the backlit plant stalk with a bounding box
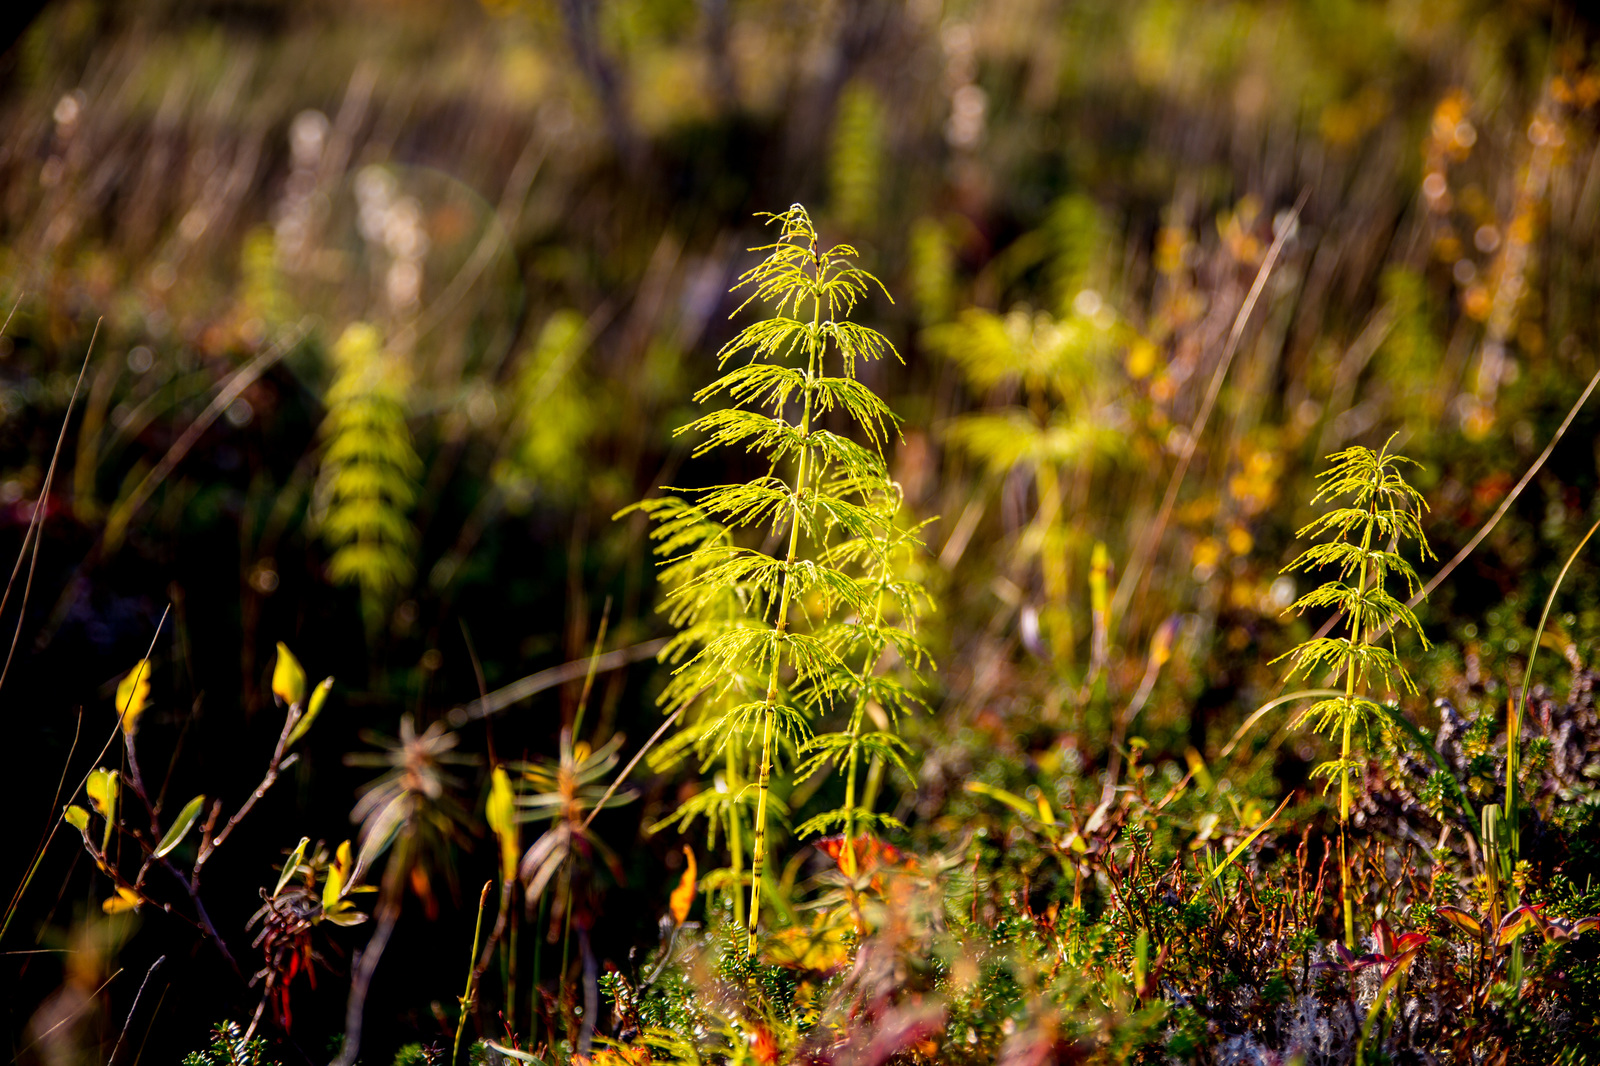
[1275,436,1432,948]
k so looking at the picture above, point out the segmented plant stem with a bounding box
[452,882,492,1066]
[1338,494,1378,949]
[747,295,819,955]
[726,747,745,925]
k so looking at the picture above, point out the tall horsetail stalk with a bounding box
[1275,437,1432,948]
[626,205,930,955]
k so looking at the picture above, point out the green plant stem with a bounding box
[748,394,808,953]
[530,891,550,1047]
[453,882,493,1066]
[570,602,610,741]
[726,747,745,926]
[746,280,821,956]
[861,756,885,813]
[506,894,518,1033]
[1338,516,1374,950]
[1035,463,1069,661]
[841,734,861,878]
[748,707,777,957]
[559,873,574,1044]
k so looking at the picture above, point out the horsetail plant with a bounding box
[316,322,422,634]
[625,204,932,955]
[1275,436,1432,948]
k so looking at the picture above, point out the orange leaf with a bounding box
[749,1025,778,1066]
[1436,905,1483,937]
[669,846,696,925]
[818,834,903,873]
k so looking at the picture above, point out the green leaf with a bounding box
[153,794,207,858]
[356,796,407,877]
[966,781,1047,824]
[274,836,310,899]
[286,677,334,748]
[484,1042,548,1065]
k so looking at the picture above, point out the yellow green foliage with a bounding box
[495,310,596,507]
[315,323,421,627]
[829,80,885,233]
[908,216,955,326]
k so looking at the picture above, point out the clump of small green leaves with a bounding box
[1275,435,1432,947]
[626,204,932,953]
[181,1021,277,1066]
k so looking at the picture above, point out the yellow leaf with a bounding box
[86,769,119,852]
[86,769,116,816]
[63,805,90,832]
[764,907,853,973]
[1126,338,1157,379]
[1150,617,1176,667]
[1089,542,1109,617]
[323,839,353,909]
[272,642,307,707]
[115,660,152,735]
[102,885,141,914]
[669,846,697,925]
[487,767,519,884]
